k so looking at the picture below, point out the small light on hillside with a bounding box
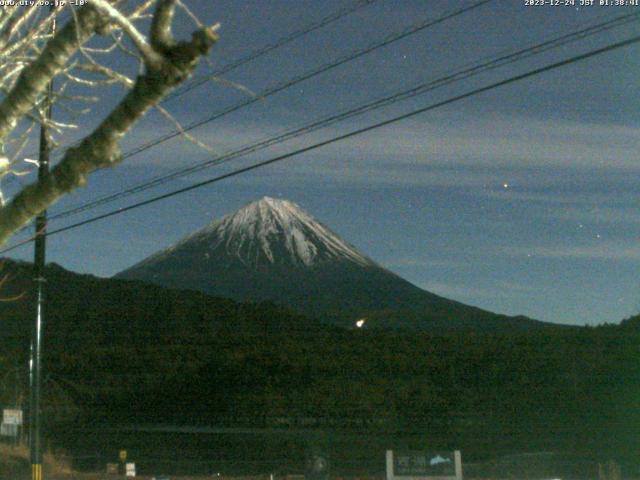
[356,318,366,328]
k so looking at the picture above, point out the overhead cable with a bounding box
[2,31,638,254]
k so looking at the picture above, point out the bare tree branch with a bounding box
[91,0,164,68]
[0,4,219,245]
[151,0,177,50]
[0,5,104,145]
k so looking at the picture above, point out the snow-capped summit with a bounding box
[199,196,374,268]
[117,197,544,331]
[130,197,374,271]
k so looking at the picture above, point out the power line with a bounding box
[46,10,640,222]
[165,0,379,101]
[17,0,378,163]
[121,0,493,159]
[42,0,493,219]
[31,0,474,165]
[14,0,492,222]
[1,31,638,254]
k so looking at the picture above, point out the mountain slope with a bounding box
[0,258,324,347]
[117,197,549,331]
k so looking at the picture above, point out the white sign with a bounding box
[3,409,22,425]
[126,462,136,477]
[386,450,463,480]
[0,423,18,437]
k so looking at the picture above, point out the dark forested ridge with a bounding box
[0,259,637,465]
[0,259,325,342]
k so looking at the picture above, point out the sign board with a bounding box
[3,409,23,425]
[126,462,136,477]
[386,450,462,480]
[119,450,128,461]
[0,423,18,437]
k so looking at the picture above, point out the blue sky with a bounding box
[4,0,640,325]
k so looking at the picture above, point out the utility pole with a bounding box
[30,8,55,480]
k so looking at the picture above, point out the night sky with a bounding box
[4,0,640,326]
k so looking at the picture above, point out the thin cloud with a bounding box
[114,111,640,195]
[131,110,640,168]
[419,281,497,300]
[549,206,640,226]
[501,242,640,262]
[418,280,536,300]
[388,258,468,268]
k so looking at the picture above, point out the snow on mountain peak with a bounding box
[202,196,374,268]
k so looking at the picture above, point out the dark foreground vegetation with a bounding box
[0,260,638,477]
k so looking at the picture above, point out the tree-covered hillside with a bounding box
[0,259,637,466]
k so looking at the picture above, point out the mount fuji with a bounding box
[116,197,547,331]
